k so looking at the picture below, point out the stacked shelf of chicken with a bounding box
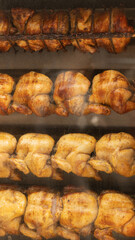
[0,2,135,240]
[0,185,134,240]
[0,131,134,180]
[0,8,134,53]
[1,70,135,117]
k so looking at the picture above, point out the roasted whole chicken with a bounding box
[0,73,15,115]
[0,185,134,240]
[0,132,17,179]
[89,70,135,114]
[1,131,135,180]
[0,70,134,117]
[90,132,135,177]
[10,133,62,180]
[12,71,55,116]
[0,8,133,53]
[53,71,110,116]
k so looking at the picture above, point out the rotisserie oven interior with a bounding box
[0,0,134,240]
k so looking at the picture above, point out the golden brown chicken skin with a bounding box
[90,132,135,177]
[51,133,100,180]
[12,71,55,116]
[10,133,61,180]
[53,71,110,116]
[0,185,26,236]
[89,70,135,114]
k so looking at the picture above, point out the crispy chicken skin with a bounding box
[0,186,26,236]
[94,192,135,239]
[89,70,135,114]
[90,132,135,177]
[12,71,55,116]
[10,133,61,180]
[53,71,110,116]
[0,132,17,178]
[0,8,133,53]
[51,133,100,180]
[0,73,15,115]
[0,185,134,240]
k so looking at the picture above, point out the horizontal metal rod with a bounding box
[0,32,135,41]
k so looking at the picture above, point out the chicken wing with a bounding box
[0,185,26,236]
[89,70,135,114]
[0,73,15,115]
[12,71,55,116]
[90,132,135,177]
[53,71,110,117]
[51,133,100,180]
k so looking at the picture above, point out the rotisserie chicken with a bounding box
[90,132,135,177]
[0,8,133,53]
[0,185,26,236]
[12,71,55,116]
[0,131,135,180]
[53,71,110,116]
[0,132,17,178]
[0,73,15,115]
[89,70,135,114]
[0,185,134,240]
[10,133,62,180]
[51,133,100,180]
